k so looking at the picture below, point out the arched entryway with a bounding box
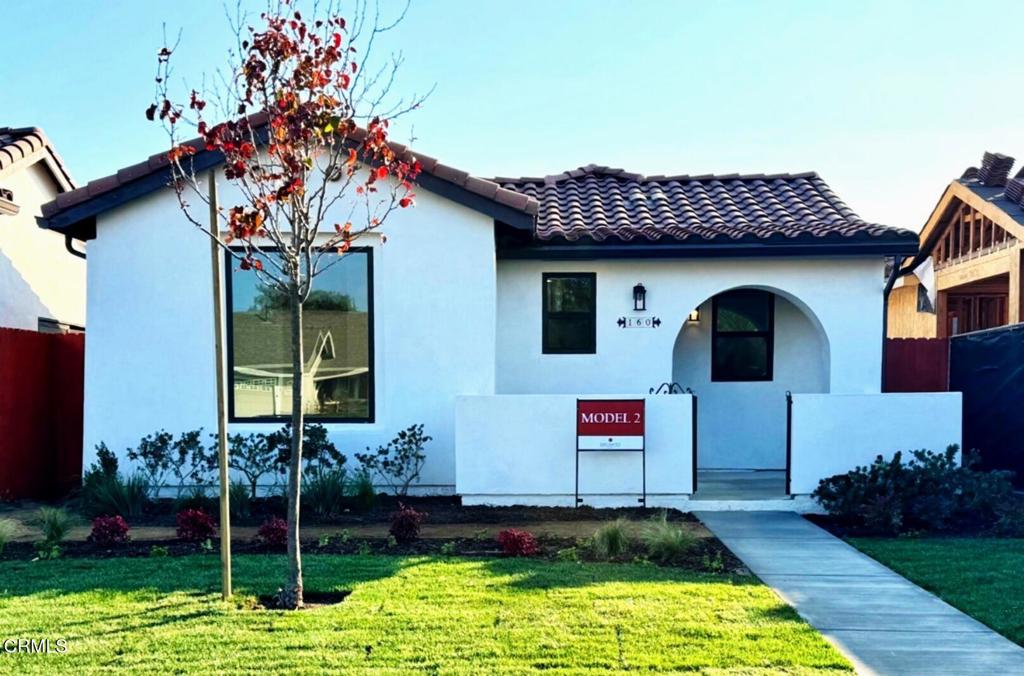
[672,286,830,495]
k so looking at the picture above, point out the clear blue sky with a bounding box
[3,0,1022,231]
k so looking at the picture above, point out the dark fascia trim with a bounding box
[42,147,535,240]
[498,237,919,260]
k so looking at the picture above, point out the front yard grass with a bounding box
[0,554,850,673]
[851,538,1024,646]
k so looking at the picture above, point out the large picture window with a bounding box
[542,273,596,354]
[712,289,774,382]
[226,248,373,422]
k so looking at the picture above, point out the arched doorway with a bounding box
[672,286,830,495]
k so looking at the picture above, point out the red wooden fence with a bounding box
[0,328,84,499]
[884,337,950,393]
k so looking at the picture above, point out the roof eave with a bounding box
[498,236,919,261]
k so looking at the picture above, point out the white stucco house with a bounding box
[40,142,961,510]
[1,127,85,332]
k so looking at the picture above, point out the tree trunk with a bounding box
[282,286,305,609]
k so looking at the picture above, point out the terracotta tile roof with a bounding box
[39,116,536,230]
[0,126,75,190]
[497,164,914,244]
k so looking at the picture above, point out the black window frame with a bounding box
[224,246,375,424]
[542,272,597,355]
[711,290,774,382]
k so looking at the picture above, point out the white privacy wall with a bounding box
[789,393,963,494]
[456,394,694,507]
[82,177,496,491]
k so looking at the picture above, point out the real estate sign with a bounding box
[576,399,645,450]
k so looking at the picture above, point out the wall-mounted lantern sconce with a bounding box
[688,308,701,322]
[632,283,647,311]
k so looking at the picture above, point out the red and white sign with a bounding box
[577,399,645,450]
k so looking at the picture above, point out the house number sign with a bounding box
[617,316,661,328]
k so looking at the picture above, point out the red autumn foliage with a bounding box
[176,509,217,542]
[256,517,288,550]
[388,503,426,543]
[88,515,131,546]
[496,529,539,557]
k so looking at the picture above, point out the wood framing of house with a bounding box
[889,177,1024,338]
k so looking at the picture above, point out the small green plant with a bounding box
[149,544,170,558]
[80,445,149,518]
[350,471,377,511]
[36,506,74,548]
[337,529,351,544]
[641,512,697,565]
[439,541,456,557]
[200,538,214,553]
[317,533,332,548]
[357,541,372,556]
[0,518,19,555]
[472,528,489,542]
[386,534,398,548]
[556,546,579,562]
[702,550,725,574]
[591,519,631,560]
[35,544,62,560]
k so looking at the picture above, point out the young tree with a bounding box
[149,0,425,608]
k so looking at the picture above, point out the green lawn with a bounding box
[0,554,850,674]
[851,538,1024,646]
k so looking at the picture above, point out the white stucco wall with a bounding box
[83,177,496,491]
[0,162,86,330]
[456,394,694,507]
[789,392,963,494]
[496,257,884,469]
[674,295,829,469]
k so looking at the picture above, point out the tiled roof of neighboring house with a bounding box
[0,126,75,190]
[497,165,915,245]
[39,116,536,237]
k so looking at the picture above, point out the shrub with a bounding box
[303,467,347,518]
[81,472,149,519]
[0,518,18,555]
[590,519,631,560]
[256,517,288,550]
[36,506,74,546]
[356,424,432,496]
[224,432,281,500]
[127,430,175,499]
[170,429,216,497]
[350,471,377,511]
[388,503,426,543]
[267,422,346,475]
[149,544,169,558]
[641,513,696,564]
[176,508,217,542]
[229,479,252,520]
[497,529,538,557]
[88,515,130,546]
[814,446,1018,535]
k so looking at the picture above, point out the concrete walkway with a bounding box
[697,511,1024,675]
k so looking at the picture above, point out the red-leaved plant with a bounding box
[256,517,289,550]
[149,0,426,609]
[176,509,217,542]
[88,515,131,546]
[496,529,538,557]
[388,503,426,543]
